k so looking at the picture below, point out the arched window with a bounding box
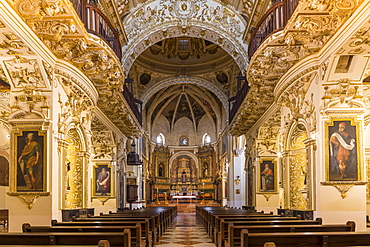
[202,133,211,145]
[156,133,165,145]
[179,136,189,146]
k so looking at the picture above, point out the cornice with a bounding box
[135,53,235,74]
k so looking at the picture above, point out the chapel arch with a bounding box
[284,120,311,210]
[122,0,248,73]
[64,127,88,209]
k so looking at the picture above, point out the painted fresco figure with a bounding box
[330,122,356,179]
[97,167,110,196]
[261,163,273,191]
[18,133,40,190]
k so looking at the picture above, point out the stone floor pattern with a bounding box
[155,212,216,247]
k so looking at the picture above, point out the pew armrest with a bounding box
[98,240,110,247]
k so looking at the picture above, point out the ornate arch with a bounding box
[122,0,248,73]
[284,120,310,210]
[169,151,199,172]
[64,125,88,209]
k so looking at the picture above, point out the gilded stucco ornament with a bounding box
[0,32,25,51]
[231,0,361,135]
[10,86,50,118]
[321,181,367,199]
[11,0,140,136]
[91,131,115,159]
[42,60,54,85]
[4,56,45,89]
[15,0,66,21]
[257,124,280,153]
[122,0,248,72]
[0,91,10,117]
[289,127,309,210]
[32,20,77,41]
[305,0,360,22]
[56,75,94,140]
[7,192,50,209]
[322,78,363,108]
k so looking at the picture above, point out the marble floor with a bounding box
[155,213,216,247]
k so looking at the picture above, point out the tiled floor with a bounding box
[155,213,216,247]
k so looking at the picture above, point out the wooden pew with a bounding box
[201,209,275,239]
[240,230,370,247]
[85,207,175,239]
[23,223,146,247]
[0,240,110,247]
[213,215,301,243]
[0,209,8,229]
[226,221,355,247]
[0,231,131,247]
[69,216,156,245]
[49,220,151,247]
[217,218,323,246]
[100,207,175,235]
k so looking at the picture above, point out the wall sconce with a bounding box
[235,175,240,185]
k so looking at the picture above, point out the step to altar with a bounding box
[177,204,196,213]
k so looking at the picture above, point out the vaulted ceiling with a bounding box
[128,35,241,142]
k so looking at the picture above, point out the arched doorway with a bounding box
[64,128,85,209]
[286,123,309,210]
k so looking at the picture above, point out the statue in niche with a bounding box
[203,162,209,177]
[181,171,186,183]
[158,163,164,177]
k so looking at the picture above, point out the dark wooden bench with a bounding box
[225,221,355,247]
[208,213,298,241]
[240,230,370,247]
[0,231,130,247]
[48,221,148,247]
[213,215,302,243]
[0,209,8,229]
[99,207,175,236]
[201,209,277,239]
[69,217,156,245]
[217,218,323,246]
[0,240,110,247]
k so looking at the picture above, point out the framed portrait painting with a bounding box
[16,130,46,192]
[258,159,276,193]
[326,119,360,181]
[93,164,112,197]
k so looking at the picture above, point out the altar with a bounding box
[172,195,196,203]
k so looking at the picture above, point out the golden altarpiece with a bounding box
[148,145,216,203]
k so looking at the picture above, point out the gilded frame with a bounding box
[92,163,114,197]
[15,130,47,192]
[325,117,362,182]
[257,159,277,193]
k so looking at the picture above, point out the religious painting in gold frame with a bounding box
[257,159,277,193]
[325,117,362,182]
[15,130,47,192]
[92,163,113,197]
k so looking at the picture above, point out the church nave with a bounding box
[155,213,215,247]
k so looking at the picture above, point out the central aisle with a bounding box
[155,212,216,247]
